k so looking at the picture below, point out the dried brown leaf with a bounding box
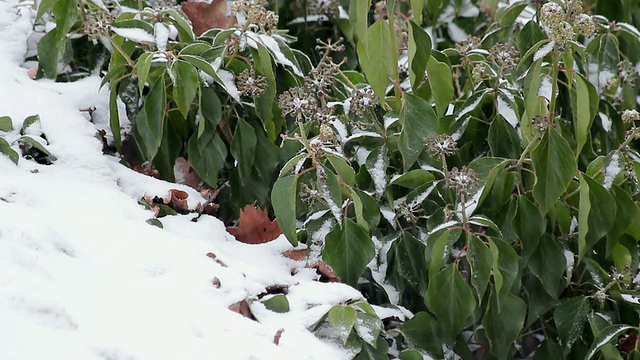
[226,205,282,244]
[181,0,235,36]
[228,299,256,321]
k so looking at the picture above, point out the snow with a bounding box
[111,27,155,44]
[534,41,555,62]
[497,96,518,128]
[369,150,387,197]
[603,152,622,190]
[599,111,612,132]
[154,22,170,52]
[0,1,356,359]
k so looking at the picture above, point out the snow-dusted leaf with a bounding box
[586,324,636,360]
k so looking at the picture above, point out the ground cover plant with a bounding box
[29,0,640,358]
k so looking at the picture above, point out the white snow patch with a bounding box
[603,152,622,190]
[112,27,154,44]
[154,22,170,52]
[498,96,518,128]
[599,112,612,132]
[534,41,555,61]
[538,76,553,100]
[369,151,387,197]
[447,22,468,43]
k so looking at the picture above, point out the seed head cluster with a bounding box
[349,87,378,117]
[278,87,318,121]
[444,166,480,197]
[489,43,520,70]
[539,1,597,45]
[618,60,639,84]
[82,10,114,41]
[236,69,267,97]
[622,109,640,124]
[426,134,458,158]
[230,0,278,32]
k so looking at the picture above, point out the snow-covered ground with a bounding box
[0,1,359,359]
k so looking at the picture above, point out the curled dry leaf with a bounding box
[226,205,282,244]
[212,277,221,288]
[282,249,339,282]
[228,299,256,321]
[133,164,161,179]
[273,329,284,345]
[163,189,190,213]
[181,0,235,36]
[206,252,227,267]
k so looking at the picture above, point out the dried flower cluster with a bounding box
[308,0,339,18]
[444,166,480,197]
[539,1,597,45]
[489,43,520,70]
[236,69,267,97]
[426,134,458,158]
[622,109,640,124]
[278,86,318,121]
[82,10,114,41]
[455,35,481,54]
[618,60,639,84]
[349,87,378,117]
[230,0,278,32]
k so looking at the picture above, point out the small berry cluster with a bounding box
[444,166,480,197]
[230,0,278,33]
[236,69,267,97]
[540,1,596,46]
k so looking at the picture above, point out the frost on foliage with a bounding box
[154,22,170,52]
[111,27,154,44]
[603,152,622,190]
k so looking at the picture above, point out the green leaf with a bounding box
[554,296,589,356]
[426,229,459,280]
[424,264,476,341]
[354,336,389,360]
[498,2,528,25]
[489,238,519,303]
[272,175,299,246]
[387,232,429,295]
[468,235,493,300]
[187,132,226,186]
[323,218,375,287]
[152,114,182,181]
[0,137,19,164]
[520,59,546,144]
[162,8,195,43]
[170,60,199,118]
[252,43,277,138]
[146,218,164,228]
[572,73,598,157]
[609,185,640,243]
[531,127,577,215]
[263,294,290,313]
[357,19,394,101]
[528,235,566,299]
[489,114,521,159]
[135,52,153,97]
[579,174,617,260]
[20,114,40,135]
[532,341,563,360]
[109,83,122,151]
[328,305,357,344]
[468,157,510,210]
[37,29,66,79]
[399,350,424,360]
[198,86,222,139]
[326,154,355,186]
[350,187,380,232]
[0,116,13,132]
[354,312,383,347]
[349,0,371,46]
[230,118,257,181]
[400,311,443,357]
[36,0,55,21]
[426,54,454,117]
[136,76,166,160]
[389,169,435,188]
[399,93,438,171]
[52,0,78,35]
[514,195,546,259]
[483,289,526,360]
[180,54,224,85]
[318,165,343,222]
[586,325,635,360]
[16,136,57,164]
[365,147,388,197]
[408,21,431,91]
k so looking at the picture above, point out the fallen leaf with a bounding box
[163,189,190,213]
[133,164,161,179]
[226,205,282,244]
[181,0,235,36]
[27,66,37,79]
[282,249,308,261]
[282,249,339,282]
[174,157,202,189]
[228,299,256,321]
[274,329,284,345]
[212,277,221,288]
[206,252,227,267]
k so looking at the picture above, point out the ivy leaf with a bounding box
[400,311,443,358]
[328,305,357,344]
[424,264,476,341]
[357,19,394,101]
[387,232,429,296]
[514,195,546,260]
[187,132,226,187]
[263,294,289,313]
[572,73,598,157]
[467,235,493,300]
[0,116,12,132]
[426,53,454,117]
[531,127,577,215]
[349,187,380,232]
[251,43,277,138]
[323,218,375,287]
[399,93,438,171]
[489,114,521,159]
[489,238,520,307]
[198,86,222,140]
[426,229,460,280]
[137,76,166,161]
[170,60,199,118]
[608,185,640,243]
[230,118,257,182]
[0,137,18,164]
[483,289,526,360]
[408,21,431,91]
[586,324,635,360]
[578,174,617,260]
[354,312,383,347]
[554,295,589,357]
[528,235,566,299]
[37,29,67,79]
[354,336,389,360]
[271,175,298,246]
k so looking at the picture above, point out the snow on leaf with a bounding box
[534,41,555,61]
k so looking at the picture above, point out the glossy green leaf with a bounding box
[109,83,122,150]
[520,59,546,144]
[357,19,394,101]
[572,73,598,157]
[350,187,380,232]
[483,289,526,360]
[426,229,458,280]
[146,218,163,228]
[426,54,454,117]
[317,165,343,222]
[424,264,476,341]
[354,336,389,360]
[323,218,375,287]
[136,76,166,160]
[387,232,428,296]
[152,114,182,181]
[187,132,226,186]
[514,195,545,259]
[328,305,357,344]
[531,127,577,215]
[20,115,40,135]
[389,169,435,188]
[349,0,370,46]
[354,312,383,347]
[609,185,640,243]
[135,52,153,97]
[489,114,521,159]
[528,235,566,299]
[180,54,224,85]
[52,0,78,35]
[162,8,195,43]
[16,136,56,164]
[0,137,18,164]
[264,294,290,313]
[37,29,66,79]
[586,325,635,359]
[230,118,257,181]
[198,86,222,139]
[398,350,424,360]
[327,154,356,186]
[408,21,431,91]
[555,296,589,356]
[252,43,277,138]
[170,60,199,118]
[490,238,519,304]
[0,116,12,132]
[400,311,443,357]
[578,174,616,260]
[272,175,298,246]
[399,93,438,171]
[468,235,492,300]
